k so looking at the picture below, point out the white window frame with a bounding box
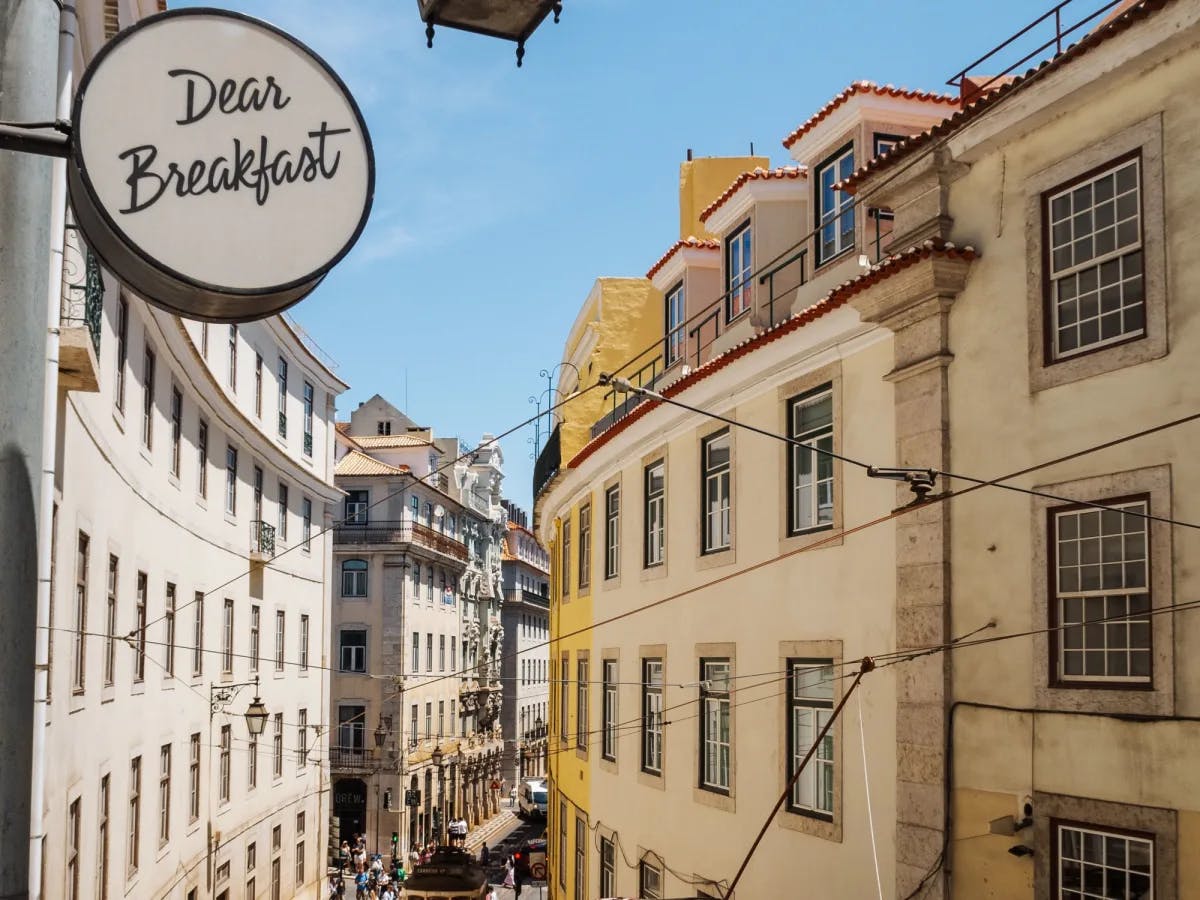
[639,860,663,900]
[578,503,591,590]
[789,659,835,818]
[789,386,835,534]
[341,559,368,598]
[1056,823,1153,899]
[644,461,665,567]
[602,659,617,761]
[699,659,731,792]
[604,485,620,579]
[701,431,731,553]
[725,221,752,322]
[816,143,855,264]
[642,659,663,775]
[665,281,686,365]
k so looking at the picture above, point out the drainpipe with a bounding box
[28,4,76,899]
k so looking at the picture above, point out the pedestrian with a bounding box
[340,840,351,873]
[479,842,490,867]
[328,872,341,900]
[484,885,498,900]
[503,856,515,888]
[354,870,368,900]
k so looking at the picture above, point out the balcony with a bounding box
[333,518,468,563]
[59,246,102,393]
[503,587,549,608]
[532,424,560,500]
[591,354,664,441]
[250,520,276,561]
[329,746,378,772]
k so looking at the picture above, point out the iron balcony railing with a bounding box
[532,424,560,500]
[278,411,287,439]
[303,431,313,457]
[502,587,550,607]
[333,518,469,562]
[591,354,664,440]
[329,746,378,771]
[250,520,276,556]
[62,247,103,355]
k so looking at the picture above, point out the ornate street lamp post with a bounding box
[416,0,564,67]
[431,744,446,845]
[207,677,268,890]
[374,717,388,856]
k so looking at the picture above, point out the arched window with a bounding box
[341,559,368,598]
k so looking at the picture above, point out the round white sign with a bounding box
[68,8,374,321]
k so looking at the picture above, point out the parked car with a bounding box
[517,778,548,819]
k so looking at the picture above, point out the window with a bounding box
[409,704,418,748]
[141,347,155,448]
[158,744,171,845]
[253,466,263,521]
[274,611,285,671]
[164,583,175,677]
[73,532,88,693]
[439,635,446,672]
[558,800,567,889]
[872,133,905,157]
[224,445,237,515]
[665,281,686,365]
[192,592,204,676]
[559,656,570,743]
[303,381,314,456]
[227,325,237,389]
[254,353,263,417]
[424,702,432,742]
[98,775,110,900]
[411,561,420,600]
[1046,154,1144,360]
[1056,823,1153,898]
[788,659,835,817]
[642,659,663,774]
[725,221,752,321]
[701,431,731,553]
[67,797,80,900]
[272,823,282,853]
[438,700,445,738]
[340,629,367,673]
[250,605,260,672]
[302,498,312,550]
[644,460,665,567]
[602,660,617,761]
[451,636,457,671]
[561,520,571,597]
[599,836,616,897]
[277,357,288,438]
[699,659,731,791]
[426,568,434,603]
[219,725,231,803]
[197,420,208,498]
[271,858,281,900]
[788,386,834,534]
[247,842,256,871]
[127,756,141,875]
[339,705,365,750]
[299,614,309,671]
[104,554,117,686]
[248,733,258,789]
[295,839,305,886]
[222,598,234,673]
[1052,500,1150,683]
[639,861,663,899]
[114,297,128,412]
[604,486,620,579]
[578,504,591,589]
[574,817,586,900]
[278,482,289,540]
[411,632,419,672]
[576,658,589,752]
[169,387,182,476]
[297,709,307,768]
[188,734,200,822]
[341,559,368,597]
[273,714,283,778]
[133,571,146,682]
[426,633,433,673]
[816,143,855,264]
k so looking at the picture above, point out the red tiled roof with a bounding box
[698,167,806,224]
[781,81,959,150]
[335,449,412,477]
[568,240,977,470]
[839,0,1173,193]
[646,237,720,280]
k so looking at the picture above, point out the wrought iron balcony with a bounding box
[59,246,103,393]
[502,587,549,608]
[303,430,313,457]
[250,520,276,559]
[532,424,560,500]
[333,518,468,563]
[278,411,287,439]
[591,354,664,440]
[329,746,378,772]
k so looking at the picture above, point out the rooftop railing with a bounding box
[333,517,468,562]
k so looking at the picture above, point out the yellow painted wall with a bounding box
[546,509,593,900]
[950,789,1035,899]
[678,155,768,240]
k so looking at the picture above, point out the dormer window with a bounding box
[816,143,856,265]
[725,222,752,323]
[872,133,906,157]
[664,282,686,366]
[377,420,392,435]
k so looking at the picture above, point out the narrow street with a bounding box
[471,806,549,898]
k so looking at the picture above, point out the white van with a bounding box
[517,778,548,819]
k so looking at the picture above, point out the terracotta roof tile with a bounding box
[646,237,720,279]
[781,81,958,150]
[352,434,435,449]
[839,0,1173,193]
[568,240,977,470]
[335,450,412,477]
[698,167,806,224]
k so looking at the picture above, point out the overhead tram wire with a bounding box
[130,383,600,640]
[607,378,1200,532]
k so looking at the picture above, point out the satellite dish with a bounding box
[434,504,446,519]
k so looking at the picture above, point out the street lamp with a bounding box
[374,717,389,857]
[416,0,564,67]
[431,744,446,845]
[208,677,268,889]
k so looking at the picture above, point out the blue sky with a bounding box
[178,0,1062,508]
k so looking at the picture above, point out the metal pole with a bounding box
[0,3,60,897]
